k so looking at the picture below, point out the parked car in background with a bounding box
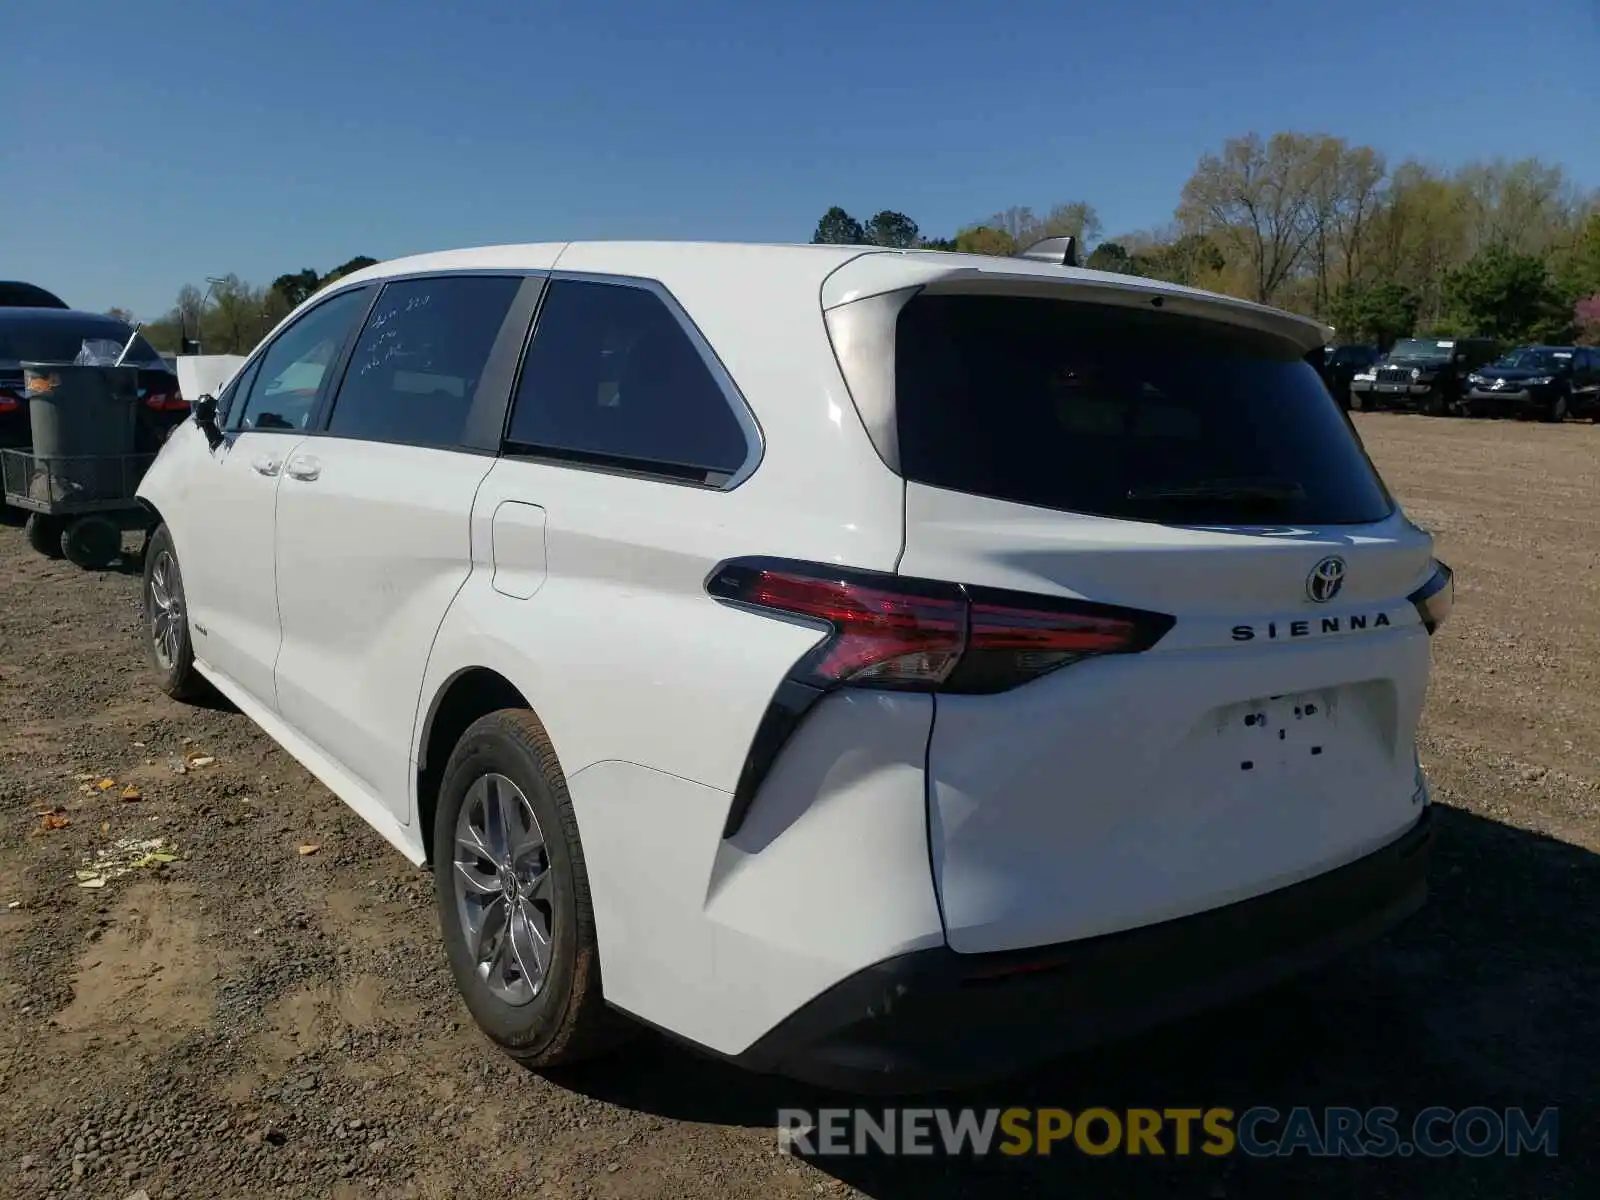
[134,240,1448,1092]
[1320,344,1380,408]
[0,282,68,309]
[1462,346,1600,423]
[0,309,187,456]
[1348,337,1501,415]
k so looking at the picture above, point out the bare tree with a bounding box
[984,202,1102,251]
[1178,133,1326,305]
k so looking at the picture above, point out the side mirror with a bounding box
[191,393,225,451]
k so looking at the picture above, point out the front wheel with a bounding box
[1348,391,1367,412]
[433,709,633,1070]
[1544,392,1569,423]
[142,523,211,701]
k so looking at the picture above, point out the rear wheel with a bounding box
[24,514,64,558]
[142,523,210,701]
[433,709,632,1070]
[60,516,122,570]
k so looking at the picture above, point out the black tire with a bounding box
[24,513,65,558]
[141,523,211,702]
[1424,390,1448,417]
[433,709,632,1069]
[1543,392,1569,424]
[60,516,122,570]
[1348,391,1366,412]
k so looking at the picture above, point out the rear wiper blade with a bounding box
[1125,478,1306,503]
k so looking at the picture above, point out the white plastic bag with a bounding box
[73,339,126,366]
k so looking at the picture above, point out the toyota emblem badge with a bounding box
[1306,556,1346,603]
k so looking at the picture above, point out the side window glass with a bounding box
[231,288,369,434]
[217,357,261,428]
[506,280,750,482]
[326,275,522,447]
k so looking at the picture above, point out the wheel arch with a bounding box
[415,666,534,861]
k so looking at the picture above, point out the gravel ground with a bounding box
[1,412,1597,1199]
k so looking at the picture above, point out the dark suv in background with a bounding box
[1320,344,1380,408]
[0,309,187,455]
[1464,346,1600,422]
[1349,336,1501,415]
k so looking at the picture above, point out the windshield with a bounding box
[1492,349,1571,373]
[1386,339,1455,363]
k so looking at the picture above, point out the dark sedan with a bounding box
[1462,346,1600,423]
[0,309,187,454]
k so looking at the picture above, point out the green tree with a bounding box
[1443,244,1565,343]
[1553,211,1600,305]
[863,210,920,248]
[322,256,379,285]
[1326,280,1419,348]
[271,269,322,308]
[1126,231,1227,288]
[919,236,956,251]
[812,207,865,245]
[1084,242,1136,274]
[953,226,1018,256]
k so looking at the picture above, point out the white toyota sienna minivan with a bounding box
[135,240,1450,1092]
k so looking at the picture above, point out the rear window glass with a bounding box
[893,295,1395,526]
[0,316,167,370]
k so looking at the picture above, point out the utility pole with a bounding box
[186,276,228,356]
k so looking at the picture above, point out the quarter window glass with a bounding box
[231,288,369,434]
[326,276,522,447]
[506,280,748,482]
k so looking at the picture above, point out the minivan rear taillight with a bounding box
[707,558,1172,696]
[1408,560,1453,635]
[707,557,1174,837]
[0,389,19,414]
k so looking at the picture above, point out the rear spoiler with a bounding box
[822,247,1328,354]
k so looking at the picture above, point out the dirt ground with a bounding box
[1,412,1596,1199]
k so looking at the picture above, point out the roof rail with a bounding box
[1015,236,1078,268]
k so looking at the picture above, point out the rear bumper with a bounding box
[736,807,1434,1094]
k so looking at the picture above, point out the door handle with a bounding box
[285,455,322,482]
[250,455,282,477]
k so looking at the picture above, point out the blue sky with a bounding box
[5,0,1598,319]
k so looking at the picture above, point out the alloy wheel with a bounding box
[148,550,185,670]
[452,773,556,1007]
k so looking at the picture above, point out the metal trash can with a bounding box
[20,362,139,505]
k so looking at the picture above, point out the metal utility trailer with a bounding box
[1,361,155,569]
